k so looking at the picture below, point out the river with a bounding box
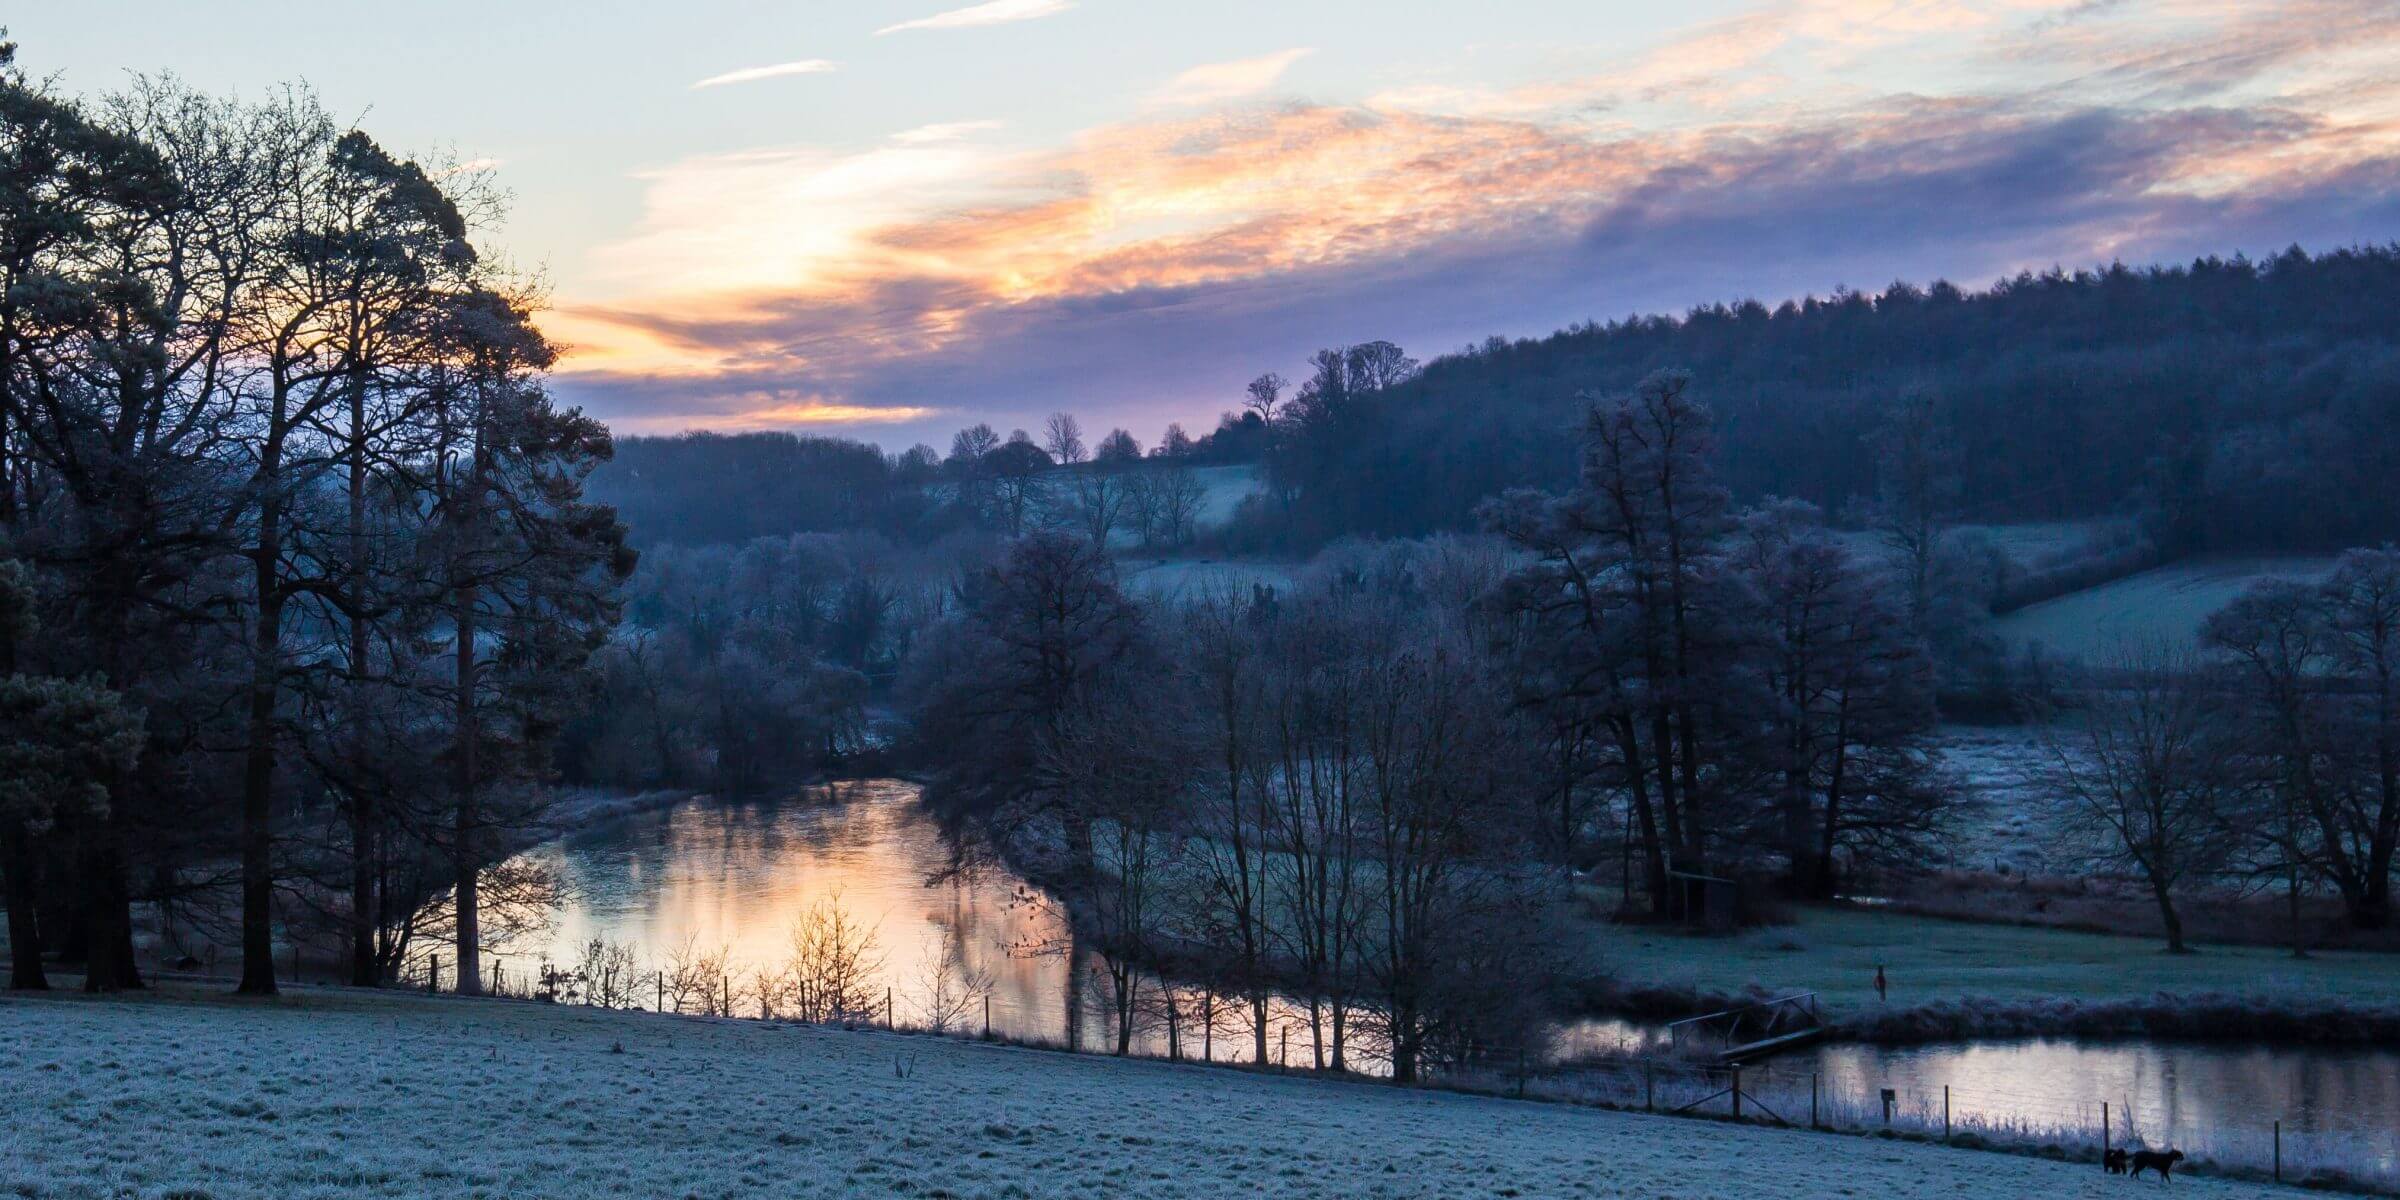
[502,779,2400,1171]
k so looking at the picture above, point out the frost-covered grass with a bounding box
[1119,557,1297,601]
[1574,905,2400,1016]
[0,984,2301,1199]
[1993,554,2340,659]
[1185,463,1263,529]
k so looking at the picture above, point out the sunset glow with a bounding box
[36,0,2400,445]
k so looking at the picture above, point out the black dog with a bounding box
[2103,1149,2129,1175]
[2128,1149,2184,1181]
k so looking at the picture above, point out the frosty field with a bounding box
[0,985,2297,1199]
[1992,555,2341,660]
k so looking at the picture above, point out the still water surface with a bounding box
[509,779,1307,1061]
[508,779,2400,1152]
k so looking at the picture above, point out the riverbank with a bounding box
[0,983,2307,1199]
[977,799,2400,1048]
[1571,903,2400,1043]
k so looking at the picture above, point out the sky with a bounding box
[19,1,2400,450]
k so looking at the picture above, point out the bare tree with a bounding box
[1243,373,1285,424]
[911,926,994,1033]
[1150,463,1207,548]
[768,890,886,1022]
[1066,468,1128,548]
[2043,646,2239,953]
[1043,412,1087,465]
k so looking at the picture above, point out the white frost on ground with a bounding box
[0,986,2289,1199]
[1992,554,2340,660]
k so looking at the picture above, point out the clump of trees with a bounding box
[904,531,1563,1080]
[1485,371,1951,906]
[0,43,628,995]
[894,372,1993,1076]
[2023,549,2400,951]
[561,532,956,793]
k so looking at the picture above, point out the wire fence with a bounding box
[134,947,2400,1195]
[1454,1051,2400,1193]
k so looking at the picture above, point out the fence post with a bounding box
[429,955,440,995]
[1943,1085,1951,1142]
[657,970,664,1012]
[2102,1102,2110,1167]
[887,987,894,1029]
[1280,1026,1288,1069]
[1731,1064,1743,1121]
[984,995,991,1039]
[1203,993,1213,1061]
[1881,1088,1895,1127]
[2274,1120,2281,1183]
[1811,1073,1819,1129]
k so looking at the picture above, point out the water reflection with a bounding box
[507,779,1341,1065]
[1800,1038,2400,1142]
[509,778,2400,1155]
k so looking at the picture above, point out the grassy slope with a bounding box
[1576,905,2400,1013]
[1993,555,2340,659]
[0,985,2292,1200]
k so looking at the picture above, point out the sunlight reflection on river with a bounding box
[506,779,2400,1154]
[507,779,1333,1064]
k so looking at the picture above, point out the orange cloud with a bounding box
[547,0,2400,433]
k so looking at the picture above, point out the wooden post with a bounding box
[429,955,441,994]
[1731,1064,1743,1121]
[983,994,991,1039]
[887,987,894,1029]
[2102,1102,2110,1166]
[1943,1085,1951,1141]
[1881,1088,1895,1126]
[1811,1073,1819,1128]
[2274,1120,2281,1182]
[656,970,664,1012]
[1280,1026,1288,1068]
[1203,993,1213,1062]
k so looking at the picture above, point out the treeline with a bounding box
[559,532,958,795]
[1243,247,2400,554]
[595,409,1246,550]
[0,48,626,997]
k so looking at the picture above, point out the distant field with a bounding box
[1992,555,2340,660]
[1828,520,2112,567]
[1575,904,2400,1014]
[1120,557,1298,601]
[1187,463,1263,529]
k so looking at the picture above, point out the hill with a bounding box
[1258,245,2400,554]
[0,986,2289,1199]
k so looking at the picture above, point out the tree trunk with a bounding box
[1611,717,1669,914]
[349,800,377,986]
[80,833,141,992]
[3,820,47,990]
[2153,883,2189,954]
[452,580,482,997]
[347,364,379,987]
[237,550,282,996]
